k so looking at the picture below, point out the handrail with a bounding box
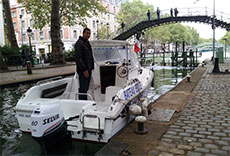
[36,76,63,85]
[112,7,230,39]
[61,91,94,101]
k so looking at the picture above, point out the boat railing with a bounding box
[36,76,63,85]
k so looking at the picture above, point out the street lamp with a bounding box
[212,0,216,64]
[27,27,32,53]
[223,38,227,59]
[20,14,23,46]
[106,23,109,39]
[96,19,99,40]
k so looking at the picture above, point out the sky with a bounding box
[142,0,230,40]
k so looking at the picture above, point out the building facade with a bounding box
[0,3,5,46]
[10,0,123,58]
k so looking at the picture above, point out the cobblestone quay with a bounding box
[155,64,230,156]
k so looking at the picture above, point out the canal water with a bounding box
[0,67,194,155]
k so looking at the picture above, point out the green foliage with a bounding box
[1,45,21,65]
[64,49,75,62]
[97,25,112,39]
[219,32,230,45]
[17,0,106,29]
[116,0,201,46]
[116,0,155,28]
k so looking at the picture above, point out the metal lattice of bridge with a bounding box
[113,7,230,40]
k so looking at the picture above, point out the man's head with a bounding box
[83,28,91,40]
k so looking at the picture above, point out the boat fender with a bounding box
[142,98,149,117]
[129,104,142,115]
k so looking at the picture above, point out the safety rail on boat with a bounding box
[82,114,103,141]
[36,76,63,85]
[61,92,94,101]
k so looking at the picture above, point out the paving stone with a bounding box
[204,144,218,149]
[185,129,198,133]
[207,128,220,132]
[198,139,213,144]
[158,152,174,156]
[187,151,202,156]
[166,131,177,135]
[163,135,182,140]
[189,142,202,147]
[178,132,191,137]
[177,144,193,150]
[195,127,206,131]
[149,150,159,156]
[194,147,210,153]
[207,136,220,140]
[169,148,184,155]
[193,134,206,138]
[155,146,168,152]
[222,146,230,151]
[222,137,230,141]
[199,131,212,135]
[213,132,227,137]
[211,149,228,155]
[205,154,218,156]
[161,138,173,143]
[182,126,193,130]
[183,137,197,142]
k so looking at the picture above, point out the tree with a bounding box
[116,0,155,31]
[18,0,106,64]
[219,32,230,45]
[0,46,8,71]
[2,0,19,48]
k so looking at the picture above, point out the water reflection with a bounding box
[0,66,194,155]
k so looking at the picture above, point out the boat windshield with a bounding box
[117,46,140,69]
[93,47,120,63]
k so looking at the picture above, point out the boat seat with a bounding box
[104,86,122,104]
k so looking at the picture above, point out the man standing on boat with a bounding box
[75,28,94,100]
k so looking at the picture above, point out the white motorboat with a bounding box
[14,40,154,149]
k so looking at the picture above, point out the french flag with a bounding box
[134,39,140,53]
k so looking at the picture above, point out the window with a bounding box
[48,31,51,39]
[108,14,110,21]
[107,4,109,11]
[114,6,116,13]
[114,25,116,32]
[60,30,63,39]
[115,0,118,6]
[22,34,26,42]
[93,33,96,40]
[21,21,25,29]
[93,20,96,29]
[73,30,77,39]
[30,19,34,28]
[39,31,44,40]
[31,33,35,40]
[11,11,16,18]
[13,22,17,29]
[21,9,25,16]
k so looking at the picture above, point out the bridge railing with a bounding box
[112,7,230,39]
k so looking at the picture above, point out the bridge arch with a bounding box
[113,8,230,40]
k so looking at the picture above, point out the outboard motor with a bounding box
[31,104,70,150]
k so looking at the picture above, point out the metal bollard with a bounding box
[26,61,32,74]
[135,116,148,134]
[186,75,191,82]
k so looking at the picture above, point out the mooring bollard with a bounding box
[135,116,148,134]
[186,75,191,82]
[26,61,32,74]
